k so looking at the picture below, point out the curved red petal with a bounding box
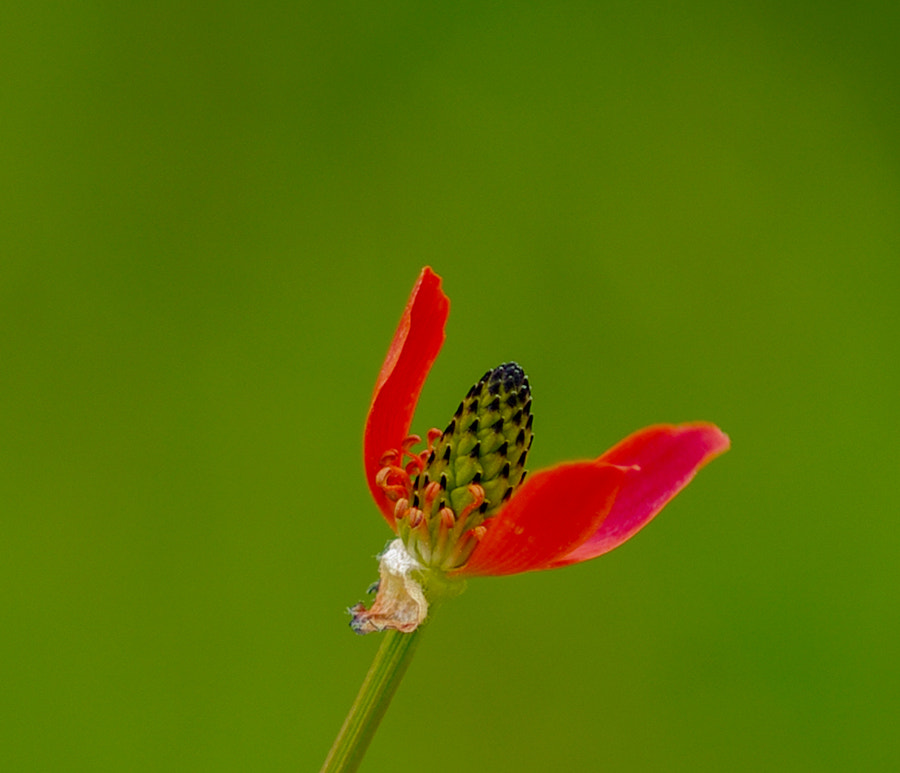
[364,267,450,528]
[548,423,730,567]
[456,462,628,577]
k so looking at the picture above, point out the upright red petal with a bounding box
[456,462,629,577]
[364,267,450,528]
[548,423,730,567]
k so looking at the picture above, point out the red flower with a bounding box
[352,267,729,633]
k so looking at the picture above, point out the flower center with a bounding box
[375,362,534,571]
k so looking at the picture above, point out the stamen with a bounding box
[443,523,487,570]
[457,483,486,525]
[379,449,401,467]
[409,507,432,564]
[401,435,422,451]
[381,485,409,500]
[393,499,410,520]
[375,464,412,501]
[423,480,442,509]
[431,507,457,566]
[439,507,456,528]
[426,428,443,450]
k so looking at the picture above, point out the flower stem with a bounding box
[319,628,423,773]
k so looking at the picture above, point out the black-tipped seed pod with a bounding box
[416,362,534,530]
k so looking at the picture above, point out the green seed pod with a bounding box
[417,362,534,530]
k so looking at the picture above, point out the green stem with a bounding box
[319,628,423,773]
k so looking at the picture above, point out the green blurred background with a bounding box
[2,2,898,771]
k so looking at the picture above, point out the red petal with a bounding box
[548,423,730,567]
[364,267,450,528]
[456,462,629,577]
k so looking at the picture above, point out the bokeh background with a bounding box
[2,2,898,771]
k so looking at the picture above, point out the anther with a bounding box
[458,483,486,523]
[401,435,422,451]
[393,499,410,519]
[375,467,392,488]
[379,449,401,467]
[375,465,411,500]
[424,480,442,507]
